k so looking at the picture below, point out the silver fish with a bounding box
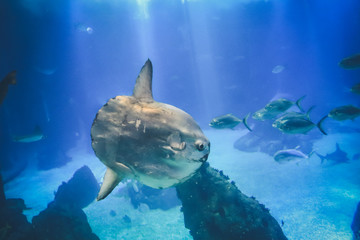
[209,113,252,131]
[272,115,327,135]
[339,53,360,69]
[327,105,360,121]
[12,126,45,143]
[253,96,305,121]
[91,59,210,200]
[274,147,313,164]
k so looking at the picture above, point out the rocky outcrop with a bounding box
[127,182,181,210]
[31,165,100,240]
[0,173,35,240]
[176,163,287,240]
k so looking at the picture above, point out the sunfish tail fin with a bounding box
[317,115,328,135]
[243,113,252,132]
[295,95,306,112]
[133,59,153,102]
[97,167,122,201]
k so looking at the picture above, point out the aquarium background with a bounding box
[0,0,360,239]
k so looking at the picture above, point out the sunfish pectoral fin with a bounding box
[97,167,122,201]
[132,59,153,102]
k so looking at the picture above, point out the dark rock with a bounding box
[0,206,36,240]
[0,174,5,208]
[234,122,318,156]
[127,182,181,210]
[0,173,35,240]
[54,165,100,209]
[352,202,360,239]
[176,163,287,240]
[31,166,100,240]
[5,198,31,213]
[32,202,99,240]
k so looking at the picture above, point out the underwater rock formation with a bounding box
[31,165,100,240]
[352,202,360,239]
[234,122,318,156]
[127,182,181,210]
[0,173,36,240]
[176,163,287,240]
[54,165,99,209]
[32,202,99,240]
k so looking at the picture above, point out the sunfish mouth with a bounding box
[200,154,209,162]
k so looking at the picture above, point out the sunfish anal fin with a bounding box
[97,167,122,201]
[132,59,153,102]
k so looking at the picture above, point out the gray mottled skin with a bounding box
[91,59,210,200]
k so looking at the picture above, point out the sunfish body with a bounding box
[91,59,210,200]
[0,70,17,105]
[12,126,45,143]
[273,148,312,164]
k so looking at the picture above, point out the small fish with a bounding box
[272,115,327,135]
[264,96,305,113]
[12,126,45,143]
[327,105,360,121]
[315,143,349,165]
[0,70,17,105]
[272,65,285,74]
[339,53,360,69]
[275,106,315,122]
[252,108,279,121]
[209,113,252,131]
[350,83,360,95]
[273,147,313,164]
[252,96,306,121]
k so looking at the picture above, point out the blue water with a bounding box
[1,0,360,239]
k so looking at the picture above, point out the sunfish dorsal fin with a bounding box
[132,59,153,102]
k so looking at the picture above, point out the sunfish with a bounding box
[0,70,17,105]
[12,126,45,143]
[91,59,210,201]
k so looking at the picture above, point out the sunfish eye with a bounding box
[195,140,205,151]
